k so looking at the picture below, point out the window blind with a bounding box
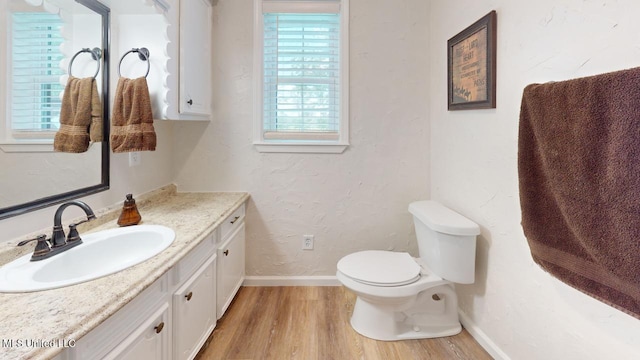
[11,12,64,135]
[263,13,341,140]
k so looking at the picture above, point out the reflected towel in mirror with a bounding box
[53,76,103,153]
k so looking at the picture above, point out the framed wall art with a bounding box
[447,10,497,110]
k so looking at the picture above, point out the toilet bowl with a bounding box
[336,201,480,341]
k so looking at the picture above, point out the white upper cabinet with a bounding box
[164,0,213,120]
[108,0,212,121]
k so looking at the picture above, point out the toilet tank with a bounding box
[408,201,480,284]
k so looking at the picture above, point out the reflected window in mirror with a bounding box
[1,0,104,147]
[10,11,64,140]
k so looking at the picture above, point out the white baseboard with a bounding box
[459,310,510,360]
[243,275,341,287]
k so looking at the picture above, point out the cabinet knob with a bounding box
[185,291,193,301]
[187,99,193,105]
[223,249,229,256]
[154,322,165,334]
[230,216,240,224]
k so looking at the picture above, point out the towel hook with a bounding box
[68,47,102,79]
[118,47,151,78]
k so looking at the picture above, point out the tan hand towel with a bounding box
[110,77,156,153]
[53,76,103,153]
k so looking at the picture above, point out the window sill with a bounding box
[253,141,348,154]
[0,141,55,153]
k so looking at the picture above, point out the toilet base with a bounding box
[349,284,462,341]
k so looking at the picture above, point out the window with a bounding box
[254,0,349,153]
[10,12,64,138]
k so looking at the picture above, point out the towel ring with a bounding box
[118,47,150,78]
[68,47,102,79]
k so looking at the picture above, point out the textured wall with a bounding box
[429,0,640,358]
[172,0,431,276]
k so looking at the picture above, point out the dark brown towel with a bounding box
[518,67,640,319]
[111,77,156,153]
[53,76,103,153]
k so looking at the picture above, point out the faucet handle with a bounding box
[17,234,47,246]
[67,224,82,243]
[17,235,51,259]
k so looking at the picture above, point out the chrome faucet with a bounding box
[17,200,96,261]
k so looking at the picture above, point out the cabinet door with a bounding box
[179,0,211,116]
[104,303,170,360]
[174,255,217,360]
[68,276,169,360]
[217,222,245,319]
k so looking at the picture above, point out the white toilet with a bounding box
[336,200,480,341]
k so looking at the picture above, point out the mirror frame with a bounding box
[0,0,110,220]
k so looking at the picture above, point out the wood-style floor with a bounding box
[195,286,492,360]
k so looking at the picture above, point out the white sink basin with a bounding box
[0,225,175,292]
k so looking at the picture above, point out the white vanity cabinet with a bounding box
[163,0,213,120]
[64,232,219,360]
[216,204,246,318]
[171,235,217,360]
[4,194,251,360]
[55,201,248,360]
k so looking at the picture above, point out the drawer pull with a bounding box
[154,322,165,334]
[223,249,229,256]
[185,291,193,301]
[230,216,240,224]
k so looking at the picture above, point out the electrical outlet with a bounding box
[129,151,141,167]
[302,235,314,250]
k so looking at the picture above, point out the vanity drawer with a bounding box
[220,204,245,242]
[172,232,216,285]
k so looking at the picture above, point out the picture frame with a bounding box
[447,11,497,110]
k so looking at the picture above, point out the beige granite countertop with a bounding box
[0,185,249,360]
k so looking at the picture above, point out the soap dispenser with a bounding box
[117,193,142,226]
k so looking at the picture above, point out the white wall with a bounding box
[172,0,431,276]
[429,0,640,359]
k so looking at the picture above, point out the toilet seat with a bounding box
[337,250,422,287]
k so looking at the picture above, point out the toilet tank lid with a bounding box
[408,201,480,236]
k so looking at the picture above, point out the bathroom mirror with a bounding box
[0,0,110,220]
